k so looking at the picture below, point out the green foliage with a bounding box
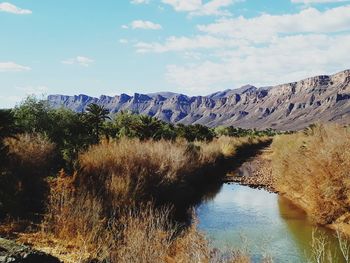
[176,124,214,142]
[3,96,282,174]
[48,109,93,170]
[113,112,177,141]
[214,126,282,137]
[114,111,140,138]
[12,98,97,171]
[134,115,163,140]
[84,103,111,143]
[13,96,52,134]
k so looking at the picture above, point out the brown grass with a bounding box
[37,136,265,262]
[0,133,55,219]
[271,124,350,225]
[4,133,55,171]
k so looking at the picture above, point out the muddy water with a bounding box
[197,184,345,262]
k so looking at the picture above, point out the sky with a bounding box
[1,0,350,108]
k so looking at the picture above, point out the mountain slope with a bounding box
[47,69,350,130]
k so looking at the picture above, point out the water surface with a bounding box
[197,183,344,262]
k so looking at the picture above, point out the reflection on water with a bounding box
[197,184,344,263]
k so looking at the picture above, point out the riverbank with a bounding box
[226,125,350,239]
[224,148,276,193]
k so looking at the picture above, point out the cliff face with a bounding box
[47,70,350,130]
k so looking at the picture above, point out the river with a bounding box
[197,183,346,262]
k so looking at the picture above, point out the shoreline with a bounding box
[225,149,350,237]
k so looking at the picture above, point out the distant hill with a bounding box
[47,69,350,130]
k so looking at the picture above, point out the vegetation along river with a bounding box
[196,181,346,262]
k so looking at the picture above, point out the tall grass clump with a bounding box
[45,137,230,236]
[0,133,55,219]
[271,124,350,225]
[76,138,222,209]
[41,136,263,262]
[43,171,251,263]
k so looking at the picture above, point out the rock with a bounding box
[47,69,350,131]
[0,238,61,263]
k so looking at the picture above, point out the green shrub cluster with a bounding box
[1,96,279,171]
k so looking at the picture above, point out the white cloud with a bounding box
[197,5,350,43]
[162,0,202,11]
[136,6,350,53]
[134,4,350,53]
[131,20,162,30]
[0,62,31,72]
[119,38,129,44]
[291,0,349,3]
[161,0,238,16]
[0,2,32,14]
[131,5,350,94]
[121,25,129,29]
[62,56,94,67]
[131,0,150,4]
[135,35,244,53]
[165,34,350,93]
[15,85,49,95]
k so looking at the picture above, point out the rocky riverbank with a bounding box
[224,148,276,193]
[0,237,61,263]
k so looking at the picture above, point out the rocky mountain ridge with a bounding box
[47,69,350,130]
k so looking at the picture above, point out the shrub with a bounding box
[0,133,55,218]
[271,124,350,224]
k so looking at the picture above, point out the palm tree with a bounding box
[85,103,110,143]
[135,115,163,140]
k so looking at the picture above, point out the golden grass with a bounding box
[271,124,350,224]
[4,133,55,170]
[38,136,265,262]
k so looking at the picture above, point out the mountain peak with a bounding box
[47,69,350,131]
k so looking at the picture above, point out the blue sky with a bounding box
[1,0,350,108]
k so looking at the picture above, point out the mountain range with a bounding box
[47,69,350,130]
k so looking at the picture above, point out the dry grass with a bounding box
[0,133,55,219]
[4,133,55,171]
[41,172,252,262]
[271,124,350,224]
[37,136,265,262]
[73,137,260,210]
[307,229,350,263]
[23,208,253,263]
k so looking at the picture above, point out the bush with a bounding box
[271,124,350,224]
[0,133,55,218]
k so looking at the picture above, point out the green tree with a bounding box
[134,115,163,140]
[176,124,214,142]
[48,108,92,170]
[13,96,51,134]
[114,111,139,138]
[157,123,177,141]
[84,103,111,143]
